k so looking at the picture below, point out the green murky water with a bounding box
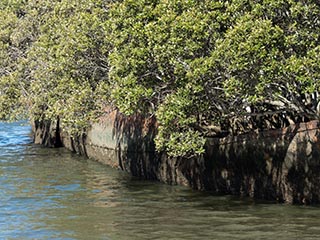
[1,122,320,240]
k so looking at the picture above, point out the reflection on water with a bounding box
[1,122,320,239]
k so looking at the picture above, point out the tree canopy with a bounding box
[0,0,319,157]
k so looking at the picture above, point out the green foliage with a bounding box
[107,0,228,156]
[107,0,320,156]
[0,9,23,121]
[7,0,110,134]
[155,87,206,157]
[0,0,319,157]
[0,0,26,12]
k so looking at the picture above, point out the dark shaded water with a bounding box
[1,122,320,239]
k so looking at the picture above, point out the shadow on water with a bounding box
[1,122,320,239]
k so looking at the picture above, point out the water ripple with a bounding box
[1,122,320,239]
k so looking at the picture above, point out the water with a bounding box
[1,122,320,240]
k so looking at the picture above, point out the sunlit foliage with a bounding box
[0,0,319,157]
